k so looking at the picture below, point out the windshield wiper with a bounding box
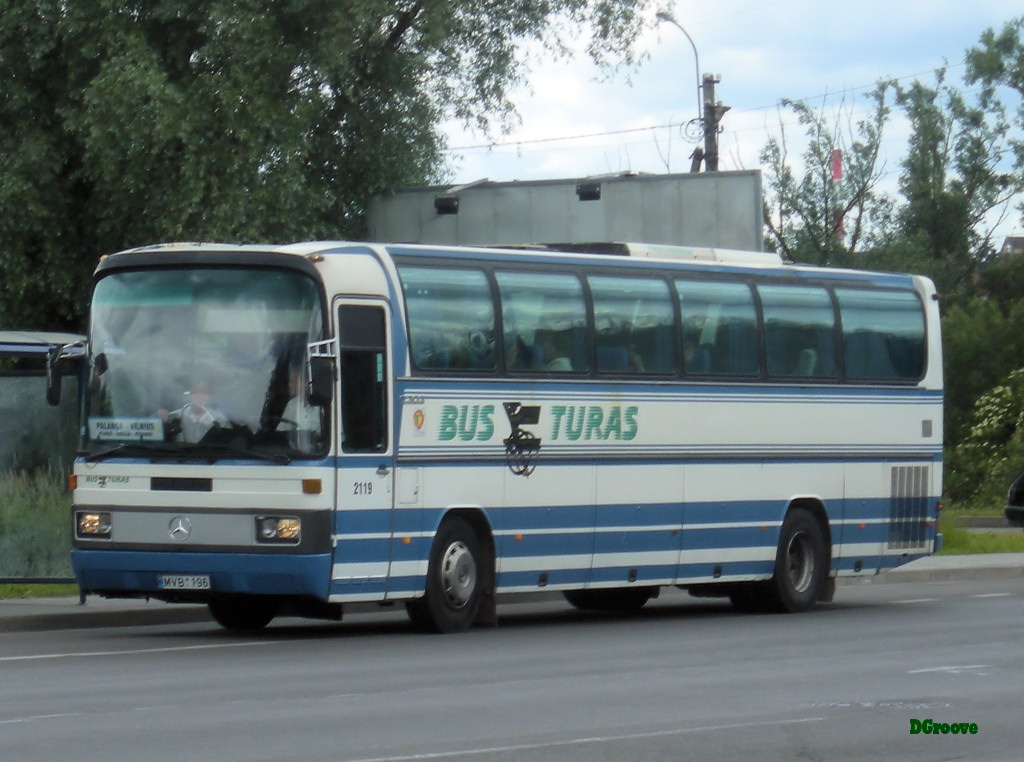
[83,442,188,463]
[192,442,291,465]
[84,441,290,465]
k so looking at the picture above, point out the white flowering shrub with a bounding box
[947,367,1024,510]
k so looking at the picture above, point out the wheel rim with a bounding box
[440,540,477,609]
[785,531,815,594]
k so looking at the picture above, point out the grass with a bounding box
[937,510,1024,554]
[0,584,79,599]
[0,467,73,580]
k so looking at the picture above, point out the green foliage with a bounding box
[0,584,79,598]
[760,19,1024,518]
[0,467,73,578]
[967,16,1024,224]
[0,0,654,332]
[941,296,1024,446]
[946,367,1024,509]
[761,84,894,266]
[893,68,1017,293]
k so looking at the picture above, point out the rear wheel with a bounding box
[208,596,279,632]
[770,508,827,612]
[729,509,828,614]
[407,516,485,633]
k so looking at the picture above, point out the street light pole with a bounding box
[655,10,702,122]
[656,11,728,172]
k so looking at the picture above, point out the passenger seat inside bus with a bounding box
[596,345,630,372]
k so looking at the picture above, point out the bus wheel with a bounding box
[407,517,483,633]
[767,508,827,613]
[564,587,654,611]
[208,596,279,632]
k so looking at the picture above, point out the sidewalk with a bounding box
[3,553,1022,633]
[0,594,211,633]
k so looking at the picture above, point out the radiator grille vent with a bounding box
[889,466,930,549]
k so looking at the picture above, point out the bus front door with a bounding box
[330,301,396,600]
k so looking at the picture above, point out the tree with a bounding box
[759,84,894,266]
[890,68,1020,297]
[941,293,1024,447]
[966,15,1024,226]
[0,0,654,331]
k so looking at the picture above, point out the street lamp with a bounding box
[655,10,702,128]
[656,10,728,171]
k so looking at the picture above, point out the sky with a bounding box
[440,0,1024,241]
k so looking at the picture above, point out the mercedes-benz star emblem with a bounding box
[169,516,192,541]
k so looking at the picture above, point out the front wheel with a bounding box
[407,517,486,633]
[208,596,279,632]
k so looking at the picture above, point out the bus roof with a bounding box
[102,240,928,290]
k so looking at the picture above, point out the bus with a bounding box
[62,240,943,632]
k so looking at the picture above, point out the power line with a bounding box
[443,61,970,155]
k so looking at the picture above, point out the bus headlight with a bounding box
[255,516,301,544]
[77,511,112,538]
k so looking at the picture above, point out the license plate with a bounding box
[158,575,211,591]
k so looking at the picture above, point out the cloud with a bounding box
[441,0,1023,237]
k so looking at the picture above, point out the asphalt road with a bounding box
[1,579,1020,761]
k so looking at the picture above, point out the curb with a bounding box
[0,600,211,633]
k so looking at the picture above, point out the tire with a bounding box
[563,587,655,612]
[406,516,485,633]
[208,596,279,632]
[765,508,828,613]
[727,583,770,613]
[727,509,827,614]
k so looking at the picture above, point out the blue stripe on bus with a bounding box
[332,497,938,545]
[329,578,390,598]
[72,549,332,598]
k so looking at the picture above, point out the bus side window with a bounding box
[676,279,759,377]
[758,284,837,379]
[398,266,495,372]
[589,275,676,375]
[496,271,588,373]
[339,305,387,453]
[836,288,925,381]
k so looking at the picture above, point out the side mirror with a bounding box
[45,341,87,406]
[46,345,63,406]
[308,356,333,406]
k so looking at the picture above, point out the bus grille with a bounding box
[888,466,930,549]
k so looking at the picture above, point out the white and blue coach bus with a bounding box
[65,241,942,631]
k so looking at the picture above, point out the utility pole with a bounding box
[701,74,730,172]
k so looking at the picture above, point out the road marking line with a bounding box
[344,716,827,762]
[907,665,990,675]
[972,593,1012,598]
[0,640,284,663]
[0,713,83,726]
[893,598,939,604]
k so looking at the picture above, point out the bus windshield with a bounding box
[84,267,326,460]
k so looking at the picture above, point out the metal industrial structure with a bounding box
[366,171,763,252]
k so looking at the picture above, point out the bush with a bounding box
[946,367,1024,511]
[0,467,72,578]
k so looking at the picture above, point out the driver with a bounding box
[155,381,228,443]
